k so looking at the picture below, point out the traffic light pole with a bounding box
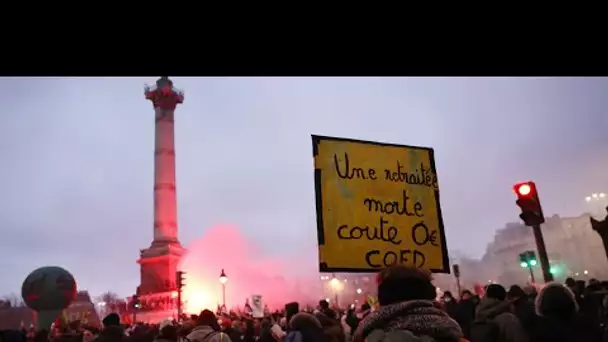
[532,224,554,283]
[527,264,536,284]
[177,289,182,319]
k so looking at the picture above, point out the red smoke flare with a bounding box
[179,224,323,314]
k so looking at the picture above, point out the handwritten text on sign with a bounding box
[313,136,448,272]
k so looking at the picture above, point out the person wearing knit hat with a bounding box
[102,313,120,327]
[286,312,325,342]
[530,282,604,341]
[353,266,465,342]
[96,313,125,342]
[155,320,178,342]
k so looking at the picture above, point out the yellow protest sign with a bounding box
[367,295,379,310]
[312,135,448,273]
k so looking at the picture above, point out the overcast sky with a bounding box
[0,77,607,298]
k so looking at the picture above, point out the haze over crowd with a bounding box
[0,77,606,298]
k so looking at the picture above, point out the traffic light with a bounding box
[176,271,186,290]
[549,265,561,275]
[452,264,460,278]
[513,181,545,226]
[132,294,141,309]
[519,251,537,268]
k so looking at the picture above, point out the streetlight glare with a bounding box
[219,269,228,284]
[600,193,606,198]
[586,197,592,202]
[330,277,340,288]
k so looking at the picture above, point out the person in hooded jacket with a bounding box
[471,284,528,342]
[441,292,459,319]
[345,308,360,338]
[454,290,477,340]
[353,266,467,342]
[186,310,231,342]
[506,285,536,337]
[256,319,277,342]
[242,319,255,342]
[286,312,327,342]
[153,320,177,342]
[315,311,345,342]
[95,314,125,342]
[531,282,603,342]
[318,300,338,321]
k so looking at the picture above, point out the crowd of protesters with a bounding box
[2,266,608,342]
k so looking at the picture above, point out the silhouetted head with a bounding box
[376,266,436,306]
[102,313,120,327]
[536,282,578,320]
[565,277,576,288]
[507,285,526,300]
[485,284,507,301]
[461,290,473,300]
[197,310,220,331]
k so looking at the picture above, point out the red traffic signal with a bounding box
[176,271,186,290]
[513,181,545,226]
[516,183,532,196]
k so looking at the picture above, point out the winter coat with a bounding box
[186,325,231,342]
[353,299,467,342]
[288,312,327,342]
[511,297,536,336]
[531,315,602,342]
[95,326,125,342]
[474,298,528,342]
[315,312,345,342]
[454,299,476,339]
[531,282,603,342]
[443,300,459,319]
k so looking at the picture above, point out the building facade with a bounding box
[480,213,608,286]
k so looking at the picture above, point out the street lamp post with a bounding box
[219,269,228,309]
[330,275,340,307]
[586,193,607,218]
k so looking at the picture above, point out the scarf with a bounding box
[353,300,463,342]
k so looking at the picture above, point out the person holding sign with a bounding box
[352,266,467,342]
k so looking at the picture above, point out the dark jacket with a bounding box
[511,297,536,335]
[532,282,602,342]
[454,298,476,339]
[474,298,528,342]
[95,326,125,342]
[289,312,327,342]
[315,312,344,342]
[531,315,602,342]
[444,300,459,319]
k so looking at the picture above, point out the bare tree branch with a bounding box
[1,293,25,307]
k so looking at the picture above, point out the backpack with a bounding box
[469,319,500,342]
